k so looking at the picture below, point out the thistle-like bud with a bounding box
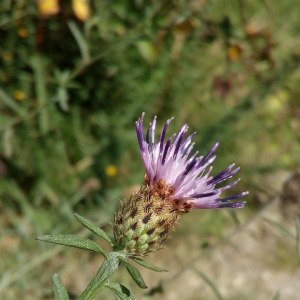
[113,183,179,256]
[113,113,248,257]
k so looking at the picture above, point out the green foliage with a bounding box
[36,234,108,258]
[74,212,113,245]
[273,291,280,300]
[297,217,300,266]
[122,259,148,289]
[130,257,167,272]
[77,252,122,300]
[190,267,224,300]
[1,0,300,299]
[52,274,69,300]
[105,283,136,300]
[1,0,300,215]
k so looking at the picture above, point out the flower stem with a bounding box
[77,252,124,300]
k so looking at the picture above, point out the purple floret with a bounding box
[135,113,248,209]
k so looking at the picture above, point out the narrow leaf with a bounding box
[78,252,122,300]
[297,217,300,266]
[68,21,90,64]
[53,273,69,300]
[74,213,113,245]
[190,267,224,300]
[105,283,136,300]
[273,290,280,300]
[36,234,107,258]
[30,56,49,135]
[122,260,147,289]
[130,257,167,272]
[264,218,295,239]
[55,86,69,112]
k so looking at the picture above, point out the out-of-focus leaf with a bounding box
[273,290,280,300]
[227,210,240,226]
[54,69,71,84]
[297,217,300,266]
[3,127,13,157]
[36,234,107,258]
[54,87,69,112]
[136,40,158,65]
[53,273,69,300]
[264,218,295,239]
[38,181,60,206]
[68,21,90,64]
[52,69,80,111]
[74,213,113,245]
[130,257,167,272]
[145,282,163,296]
[190,267,224,300]
[30,56,49,135]
[105,283,136,300]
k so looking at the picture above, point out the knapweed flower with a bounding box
[113,113,248,256]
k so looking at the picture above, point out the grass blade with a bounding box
[190,267,224,300]
[264,218,295,239]
[68,21,90,64]
[297,217,300,266]
[30,55,49,135]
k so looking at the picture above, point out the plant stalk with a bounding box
[77,252,124,300]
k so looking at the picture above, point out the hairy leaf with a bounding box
[74,213,113,245]
[36,234,107,258]
[130,257,167,272]
[53,273,69,300]
[122,260,147,289]
[105,283,136,300]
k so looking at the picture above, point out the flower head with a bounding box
[113,113,248,256]
[136,113,248,211]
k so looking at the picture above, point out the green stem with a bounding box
[77,252,124,300]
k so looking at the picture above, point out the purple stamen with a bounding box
[162,137,173,165]
[159,118,173,154]
[220,191,249,202]
[174,125,188,159]
[151,116,157,145]
[191,191,218,198]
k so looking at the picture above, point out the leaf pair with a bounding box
[119,256,167,290]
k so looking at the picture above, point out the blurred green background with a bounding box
[1,0,300,299]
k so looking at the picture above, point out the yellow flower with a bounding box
[14,90,26,101]
[72,0,91,21]
[228,45,242,62]
[105,165,118,177]
[37,0,60,17]
[18,28,29,38]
